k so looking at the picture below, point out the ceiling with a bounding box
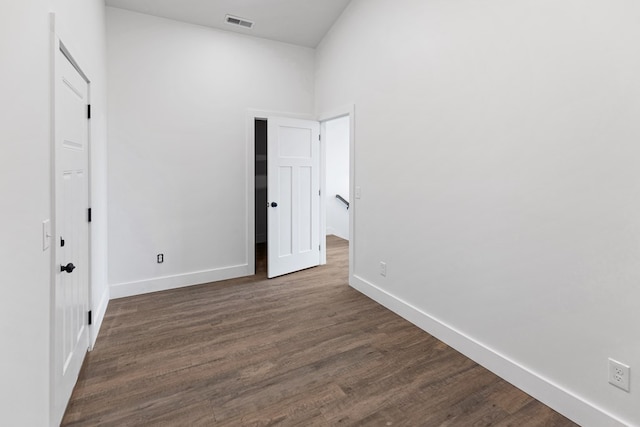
[105,0,352,48]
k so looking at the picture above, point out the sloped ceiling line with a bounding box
[105,0,352,48]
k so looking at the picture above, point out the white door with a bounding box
[267,117,320,278]
[52,45,90,425]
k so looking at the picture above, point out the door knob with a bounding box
[270,202,278,207]
[60,263,76,273]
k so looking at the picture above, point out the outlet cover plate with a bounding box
[608,358,630,392]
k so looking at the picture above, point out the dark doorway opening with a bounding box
[255,119,268,275]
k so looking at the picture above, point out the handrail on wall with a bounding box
[336,194,349,210]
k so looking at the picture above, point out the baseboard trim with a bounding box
[110,264,252,299]
[326,229,349,241]
[90,286,110,349]
[350,274,628,427]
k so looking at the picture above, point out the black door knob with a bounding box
[60,263,76,273]
[271,202,278,207]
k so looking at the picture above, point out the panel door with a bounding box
[52,46,90,426]
[267,117,320,278]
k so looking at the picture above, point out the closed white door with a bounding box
[267,117,320,278]
[52,45,90,425]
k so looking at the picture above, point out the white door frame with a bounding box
[50,33,93,426]
[246,109,315,274]
[318,105,355,278]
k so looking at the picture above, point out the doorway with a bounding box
[323,115,350,241]
[318,106,355,279]
[249,107,354,281]
[253,116,321,278]
[255,119,268,275]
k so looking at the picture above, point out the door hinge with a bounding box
[87,208,92,223]
[319,245,321,251]
[319,189,321,196]
[319,134,321,141]
[60,237,65,247]
[88,310,93,325]
[87,104,91,119]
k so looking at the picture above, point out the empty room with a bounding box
[2,0,640,426]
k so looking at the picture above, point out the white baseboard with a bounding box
[326,228,349,241]
[110,264,252,299]
[350,274,629,427]
[90,286,109,349]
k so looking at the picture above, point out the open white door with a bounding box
[52,44,90,425]
[267,117,320,278]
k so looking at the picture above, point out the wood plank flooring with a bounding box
[63,236,577,426]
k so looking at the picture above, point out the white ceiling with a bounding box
[105,0,352,48]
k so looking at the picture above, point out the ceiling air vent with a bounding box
[225,15,254,29]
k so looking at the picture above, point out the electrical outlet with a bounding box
[157,253,164,264]
[380,261,387,277]
[608,358,630,392]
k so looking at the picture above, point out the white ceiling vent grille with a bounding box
[225,15,254,29]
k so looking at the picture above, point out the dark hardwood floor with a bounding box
[63,236,577,426]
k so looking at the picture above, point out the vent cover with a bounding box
[225,15,254,29]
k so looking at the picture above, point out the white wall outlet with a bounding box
[608,358,630,392]
[355,186,362,199]
[380,261,387,277]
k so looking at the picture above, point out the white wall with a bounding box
[0,2,52,424]
[325,116,350,240]
[0,0,108,424]
[106,8,315,297]
[316,0,640,425]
